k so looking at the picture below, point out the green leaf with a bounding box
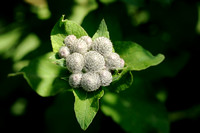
[92,19,110,39]
[0,26,22,55]
[21,52,71,97]
[101,77,169,133]
[105,68,133,92]
[114,41,165,71]
[12,33,40,62]
[49,52,66,68]
[73,89,104,130]
[51,15,88,53]
[46,91,97,133]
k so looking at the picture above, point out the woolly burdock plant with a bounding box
[60,32,122,92]
[14,15,165,131]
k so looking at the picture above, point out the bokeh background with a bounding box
[0,0,200,133]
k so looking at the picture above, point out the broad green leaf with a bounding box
[101,77,169,133]
[51,15,88,53]
[114,41,165,71]
[92,19,110,39]
[49,52,66,68]
[21,52,71,97]
[73,89,104,130]
[105,68,133,92]
[45,91,100,133]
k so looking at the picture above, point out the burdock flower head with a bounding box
[59,35,125,92]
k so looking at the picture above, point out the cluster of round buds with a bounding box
[58,35,125,92]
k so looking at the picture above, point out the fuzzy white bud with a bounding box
[69,73,82,88]
[84,51,105,72]
[66,53,84,73]
[81,72,101,92]
[80,36,93,50]
[120,58,125,68]
[98,70,112,86]
[59,46,70,58]
[105,53,122,70]
[64,35,77,48]
[91,37,113,56]
[70,39,88,54]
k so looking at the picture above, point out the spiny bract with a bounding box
[69,73,82,88]
[64,35,77,48]
[66,53,84,73]
[105,53,124,70]
[84,51,105,72]
[70,39,88,54]
[98,70,112,86]
[59,46,70,58]
[81,72,101,92]
[91,37,113,56]
[80,36,93,50]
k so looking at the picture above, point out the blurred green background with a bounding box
[0,0,200,133]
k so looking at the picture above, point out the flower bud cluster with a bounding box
[58,35,125,92]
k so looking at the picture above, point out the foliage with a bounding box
[11,15,164,130]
